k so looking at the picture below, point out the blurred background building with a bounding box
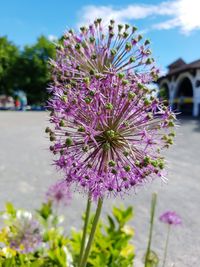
[158,58,200,117]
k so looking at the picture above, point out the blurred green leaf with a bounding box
[5,202,16,217]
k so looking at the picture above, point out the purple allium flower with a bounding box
[47,19,176,199]
[46,179,71,206]
[159,211,182,225]
[8,211,42,253]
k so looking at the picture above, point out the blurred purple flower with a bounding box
[159,211,182,225]
[8,211,42,253]
[46,19,176,200]
[46,180,71,206]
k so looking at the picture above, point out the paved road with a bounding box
[0,112,200,267]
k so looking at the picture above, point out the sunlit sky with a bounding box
[1,0,200,71]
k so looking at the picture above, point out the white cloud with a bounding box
[153,0,200,34]
[153,18,179,30]
[78,0,200,34]
[78,4,161,27]
[48,34,58,42]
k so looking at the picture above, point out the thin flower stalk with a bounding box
[80,198,103,267]
[162,224,171,267]
[145,193,157,267]
[78,194,92,266]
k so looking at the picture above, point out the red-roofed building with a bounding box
[158,58,200,116]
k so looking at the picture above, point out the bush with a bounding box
[0,202,134,267]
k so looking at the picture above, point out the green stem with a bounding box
[145,193,157,267]
[19,254,26,267]
[78,194,92,267]
[5,258,13,267]
[162,225,171,267]
[80,198,103,267]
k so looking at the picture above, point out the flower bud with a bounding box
[150,160,158,167]
[125,24,130,30]
[137,83,145,89]
[128,91,136,100]
[105,103,113,110]
[118,73,125,79]
[83,77,90,85]
[138,34,143,41]
[106,130,115,138]
[123,150,129,157]
[89,90,95,96]
[168,121,175,127]
[125,42,132,51]
[84,97,92,104]
[89,69,95,75]
[59,120,65,127]
[68,29,74,34]
[111,49,117,56]
[75,43,81,50]
[146,58,154,65]
[110,19,115,25]
[108,26,113,32]
[65,137,73,146]
[61,95,68,103]
[169,131,176,137]
[129,57,136,63]
[123,32,129,38]
[97,18,102,24]
[82,145,89,152]
[111,168,117,174]
[144,98,151,106]
[49,145,54,151]
[108,160,116,167]
[109,32,114,38]
[122,79,129,86]
[45,127,51,133]
[132,26,138,33]
[103,142,111,151]
[50,134,56,142]
[89,37,95,43]
[158,161,164,169]
[118,24,123,32]
[78,126,85,132]
[95,73,101,79]
[144,156,151,165]
[91,54,97,60]
[124,165,131,172]
[80,26,87,33]
[144,39,151,45]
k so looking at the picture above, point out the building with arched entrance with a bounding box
[158,58,200,117]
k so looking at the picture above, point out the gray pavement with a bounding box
[0,111,200,267]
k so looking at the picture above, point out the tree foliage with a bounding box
[0,36,19,95]
[0,35,56,104]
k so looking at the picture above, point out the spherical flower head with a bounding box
[159,211,182,226]
[47,19,176,200]
[8,210,42,253]
[46,179,71,206]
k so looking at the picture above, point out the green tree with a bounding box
[16,35,56,104]
[0,36,19,95]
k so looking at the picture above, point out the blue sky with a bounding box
[1,0,200,71]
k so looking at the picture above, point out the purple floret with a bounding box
[159,211,182,225]
[46,179,71,206]
[8,212,42,253]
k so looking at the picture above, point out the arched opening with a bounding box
[174,77,193,115]
[159,83,169,101]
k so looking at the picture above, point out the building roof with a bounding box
[158,58,200,81]
[167,58,186,70]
